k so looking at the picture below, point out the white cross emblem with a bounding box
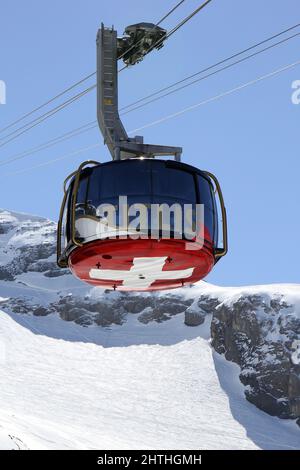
[89,257,194,288]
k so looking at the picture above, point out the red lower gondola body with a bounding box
[68,237,215,291]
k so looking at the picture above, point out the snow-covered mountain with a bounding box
[0,209,299,449]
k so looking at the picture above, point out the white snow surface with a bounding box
[0,304,299,450]
[0,209,299,449]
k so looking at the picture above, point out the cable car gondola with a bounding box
[57,23,228,291]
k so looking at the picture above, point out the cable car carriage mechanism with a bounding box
[57,23,228,291]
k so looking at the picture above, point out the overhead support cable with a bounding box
[3,58,299,177]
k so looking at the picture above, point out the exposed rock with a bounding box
[184,309,204,326]
[184,295,220,327]
[0,222,14,234]
[138,297,192,324]
[94,307,126,327]
[0,298,33,314]
[123,296,155,314]
[0,211,57,280]
[197,295,220,313]
[33,306,49,316]
[44,268,69,278]
[211,294,300,420]
[59,307,92,325]
[0,267,14,281]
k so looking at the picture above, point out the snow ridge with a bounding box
[0,209,299,449]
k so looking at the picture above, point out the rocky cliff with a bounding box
[210,290,300,423]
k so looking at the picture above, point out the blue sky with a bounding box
[0,0,300,286]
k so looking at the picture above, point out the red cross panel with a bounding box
[68,238,215,291]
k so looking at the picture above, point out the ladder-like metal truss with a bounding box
[97,23,182,161]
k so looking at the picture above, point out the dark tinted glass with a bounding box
[152,166,196,202]
[71,161,220,243]
[204,208,214,242]
[198,175,214,210]
[212,190,219,246]
[76,175,88,204]
[100,162,151,200]
[197,175,219,244]
[66,183,74,242]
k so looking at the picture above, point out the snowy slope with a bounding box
[0,209,299,449]
[0,308,299,450]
